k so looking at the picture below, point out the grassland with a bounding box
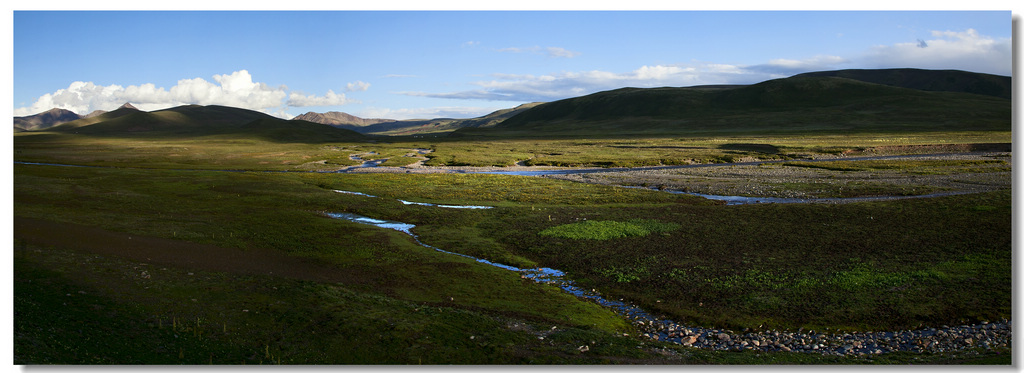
[14,130,1010,170]
[12,128,1012,364]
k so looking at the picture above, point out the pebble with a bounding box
[624,314,1011,356]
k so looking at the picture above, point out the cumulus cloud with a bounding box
[346,80,370,92]
[862,28,1010,75]
[14,70,362,117]
[286,90,356,107]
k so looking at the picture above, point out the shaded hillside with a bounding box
[53,104,271,134]
[475,73,1010,137]
[794,68,1011,99]
[14,108,81,131]
[49,104,364,143]
[240,118,366,143]
[51,103,143,130]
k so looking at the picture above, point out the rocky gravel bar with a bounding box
[534,272,1011,357]
[627,314,1011,356]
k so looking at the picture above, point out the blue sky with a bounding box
[12,10,1014,120]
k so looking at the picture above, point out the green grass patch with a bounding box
[490,190,1011,332]
[539,219,680,240]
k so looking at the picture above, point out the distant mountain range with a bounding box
[291,102,544,135]
[291,111,394,127]
[29,103,364,143]
[14,103,138,132]
[14,68,1011,139]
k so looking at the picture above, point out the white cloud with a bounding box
[545,47,581,58]
[345,81,371,92]
[286,90,356,107]
[14,70,361,117]
[400,63,768,102]
[862,28,1011,75]
[497,46,581,58]
[753,55,848,73]
[400,28,1008,103]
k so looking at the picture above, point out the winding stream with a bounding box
[13,160,1011,354]
[16,151,1002,205]
[475,152,1002,176]
[326,190,1010,356]
[655,188,969,205]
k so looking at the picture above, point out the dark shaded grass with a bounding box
[483,190,1012,332]
[13,165,630,333]
[13,160,1011,364]
[15,247,1009,365]
[13,247,639,364]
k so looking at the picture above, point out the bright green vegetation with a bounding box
[539,219,680,240]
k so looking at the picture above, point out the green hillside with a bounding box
[794,68,1011,99]
[53,105,143,130]
[50,104,364,143]
[465,74,1010,138]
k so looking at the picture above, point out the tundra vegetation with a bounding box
[13,129,1011,365]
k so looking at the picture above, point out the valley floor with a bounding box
[340,151,1012,202]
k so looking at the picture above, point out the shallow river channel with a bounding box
[327,190,1010,356]
[14,159,1011,354]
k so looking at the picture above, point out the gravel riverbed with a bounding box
[626,313,1011,356]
